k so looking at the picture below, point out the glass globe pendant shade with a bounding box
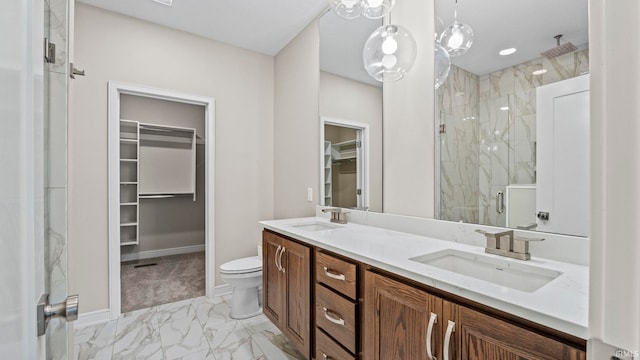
[439,20,474,56]
[434,42,451,89]
[363,24,417,82]
[361,0,395,19]
[329,0,363,19]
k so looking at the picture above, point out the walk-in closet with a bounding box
[117,94,207,312]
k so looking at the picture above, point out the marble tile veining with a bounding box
[75,296,305,360]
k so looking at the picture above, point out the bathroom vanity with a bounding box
[260,217,588,360]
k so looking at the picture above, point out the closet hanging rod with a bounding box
[138,122,196,133]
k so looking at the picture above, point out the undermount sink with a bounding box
[291,221,342,231]
[410,249,562,293]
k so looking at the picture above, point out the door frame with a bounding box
[320,116,370,209]
[107,81,215,319]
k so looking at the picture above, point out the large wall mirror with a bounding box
[434,0,589,237]
[318,0,589,238]
[319,11,383,212]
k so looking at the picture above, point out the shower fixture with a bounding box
[541,34,577,59]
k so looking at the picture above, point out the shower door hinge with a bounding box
[44,38,56,64]
[439,124,446,134]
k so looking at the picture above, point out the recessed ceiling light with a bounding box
[499,48,517,56]
[500,106,509,111]
[532,69,548,75]
[152,0,173,6]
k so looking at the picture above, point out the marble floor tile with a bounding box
[74,320,118,360]
[158,302,210,359]
[74,294,304,360]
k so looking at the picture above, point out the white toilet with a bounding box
[220,256,263,319]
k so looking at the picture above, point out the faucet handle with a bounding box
[475,229,514,250]
[512,236,545,255]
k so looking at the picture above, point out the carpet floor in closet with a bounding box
[121,251,205,313]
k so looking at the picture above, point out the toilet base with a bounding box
[229,286,262,319]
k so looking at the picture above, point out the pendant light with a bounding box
[329,0,395,20]
[361,0,395,19]
[439,0,474,57]
[329,0,363,20]
[363,24,417,82]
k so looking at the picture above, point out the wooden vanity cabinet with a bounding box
[314,251,359,360]
[262,230,311,358]
[457,306,586,360]
[364,270,454,360]
[364,269,586,360]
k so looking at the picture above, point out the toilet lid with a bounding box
[220,256,262,273]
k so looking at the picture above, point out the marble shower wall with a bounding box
[437,65,480,223]
[45,0,70,358]
[477,48,589,227]
[438,48,589,228]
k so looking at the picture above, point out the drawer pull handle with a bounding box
[443,320,455,360]
[274,245,282,271]
[323,267,346,281]
[322,307,345,326]
[426,312,437,360]
[279,247,286,273]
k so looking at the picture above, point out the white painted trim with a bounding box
[319,116,370,209]
[120,244,205,262]
[108,81,216,320]
[73,309,111,328]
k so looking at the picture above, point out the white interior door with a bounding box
[536,74,590,236]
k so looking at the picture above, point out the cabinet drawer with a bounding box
[315,284,356,353]
[315,328,356,360]
[315,251,357,300]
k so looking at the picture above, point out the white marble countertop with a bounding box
[260,217,589,340]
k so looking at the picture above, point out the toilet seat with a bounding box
[220,256,262,274]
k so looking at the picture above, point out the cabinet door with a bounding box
[364,271,443,360]
[458,306,586,360]
[281,238,311,357]
[262,232,284,326]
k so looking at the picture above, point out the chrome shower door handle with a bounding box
[37,294,79,336]
[496,191,505,214]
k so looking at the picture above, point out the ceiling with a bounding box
[319,11,382,87]
[78,0,588,79]
[436,0,588,75]
[78,0,328,56]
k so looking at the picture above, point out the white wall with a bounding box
[273,20,320,218]
[383,0,435,217]
[588,0,640,355]
[70,4,274,313]
[319,71,383,211]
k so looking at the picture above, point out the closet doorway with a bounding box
[108,82,215,318]
[320,117,369,209]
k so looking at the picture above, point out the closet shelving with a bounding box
[324,141,332,205]
[119,120,140,246]
[119,120,198,246]
[331,139,357,160]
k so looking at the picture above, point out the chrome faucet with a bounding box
[322,208,349,224]
[475,229,544,260]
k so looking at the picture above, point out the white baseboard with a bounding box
[74,309,111,328]
[121,244,205,262]
[212,284,232,297]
